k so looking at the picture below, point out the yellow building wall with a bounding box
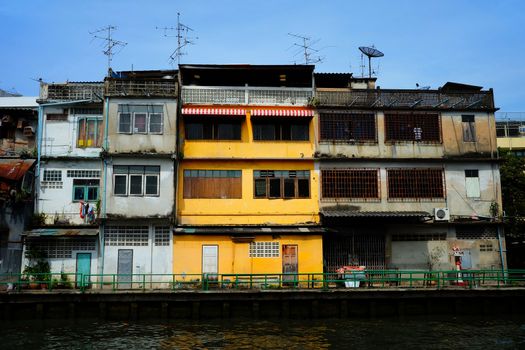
[173,234,323,275]
[180,111,315,160]
[497,136,525,150]
[178,160,320,225]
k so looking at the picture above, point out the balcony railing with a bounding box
[39,83,104,102]
[105,79,177,97]
[182,86,313,106]
[316,89,495,110]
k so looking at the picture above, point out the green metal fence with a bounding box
[1,269,524,292]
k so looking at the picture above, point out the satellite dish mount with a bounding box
[359,46,384,78]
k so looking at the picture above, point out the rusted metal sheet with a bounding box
[24,228,98,237]
[0,159,35,181]
[320,210,430,218]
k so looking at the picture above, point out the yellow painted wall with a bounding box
[173,234,323,275]
[180,110,315,159]
[497,136,525,150]
[178,159,320,225]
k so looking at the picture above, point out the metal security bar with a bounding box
[40,83,104,101]
[321,169,380,200]
[384,112,441,142]
[182,86,312,106]
[105,80,177,97]
[387,168,445,201]
[319,112,376,142]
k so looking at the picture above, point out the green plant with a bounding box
[23,248,50,282]
[31,213,47,227]
[490,201,500,219]
[95,199,101,218]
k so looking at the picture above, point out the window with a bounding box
[462,115,476,142]
[26,238,96,258]
[43,170,62,182]
[252,120,309,141]
[77,118,103,148]
[113,165,160,196]
[319,113,376,142]
[480,244,493,252]
[154,226,170,246]
[67,170,100,178]
[254,170,310,199]
[465,169,480,198]
[249,241,280,257]
[456,226,497,240]
[73,179,99,201]
[387,168,445,200]
[385,112,441,142]
[183,169,242,198]
[392,233,447,241]
[46,113,68,121]
[185,120,241,140]
[118,105,164,135]
[321,169,379,200]
[104,226,149,246]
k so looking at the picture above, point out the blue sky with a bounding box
[1,0,524,111]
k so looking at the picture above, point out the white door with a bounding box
[202,245,218,275]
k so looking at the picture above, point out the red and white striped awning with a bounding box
[182,107,246,116]
[250,109,314,117]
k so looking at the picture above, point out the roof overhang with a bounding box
[23,228,98,238]
[0,159,35,182]
[174,226,326,235]
[321,210,432,219]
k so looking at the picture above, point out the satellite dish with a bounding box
[359,46,384,78]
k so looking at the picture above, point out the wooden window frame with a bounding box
[183,169,242,199]
[253,170,310,199]
[77,117,103,148]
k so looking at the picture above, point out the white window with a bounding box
[133,112,147,133]
[43,170,62,182]
[117,105,163,135]
[104,226,149,246]
[149,113,163,134]
[465,169,480,198]
[67,170,101,178]
[27,238,96,259]
[154,226,170,246]
[249,241,280,258]
[113,165,160,196]
[118,113,132,134]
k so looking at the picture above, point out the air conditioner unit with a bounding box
[434,207,450,222]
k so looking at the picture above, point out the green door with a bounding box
[76,253,91,288]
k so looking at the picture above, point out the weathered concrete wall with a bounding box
[0,202,32,274]
[106,98,177,154]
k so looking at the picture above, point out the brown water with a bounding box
[1,317,524,349]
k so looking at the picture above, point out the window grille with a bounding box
[26,238,96,259]
[67,170,101,178]
[154,226,170,246]
[71,107,103,115]
[43,170,62,182]
[321,169,379,200]
[480,244,493,252]
[456,226,497,240]
[319,112,376,142]
[249,241,279,257]
[41,181,63,189]
[387,168,445,201]
[385,112,441,142]
[104,226,149,246]
[46,114,68,121]
[392,233,447,241]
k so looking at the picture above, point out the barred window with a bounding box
[392,233,447,241]
[26,239,96,259]
[319,113,376,142]
[387,168,445,200]
[249,241,279,257]
[385,112,441,142]
[43,170,62,182]
[321,169,379,200]
[104,226,149,246]
[480,244,493,252]
[154,226,170,246]
[67,170,101,178]
[71,107,103,115]
[456,226,497,240]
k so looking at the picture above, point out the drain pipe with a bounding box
[497,225,506,283]
[99,96,110,277]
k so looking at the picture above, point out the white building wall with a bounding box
[39,159,102,225]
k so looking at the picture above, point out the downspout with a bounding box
[497,225,506,283]
[100,96,110,276]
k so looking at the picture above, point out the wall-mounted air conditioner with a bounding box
[434,207,450,222]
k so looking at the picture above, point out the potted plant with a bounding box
[23,248,50,289]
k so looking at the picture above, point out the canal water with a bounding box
[1,316,524,349]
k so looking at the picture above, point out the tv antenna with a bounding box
[159,12,197,66]
[288,33,324,64]
[359,46,384,78]
[90,25,127,75]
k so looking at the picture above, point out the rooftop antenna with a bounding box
[90,25,127,76]
[160,12,197,66]
[288,33,324,64]
[359,46,384,78]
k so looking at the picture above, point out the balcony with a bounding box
[39,83,104,102]
[105,79,177,97]
[182,86,313,106]
[316,89,495,110]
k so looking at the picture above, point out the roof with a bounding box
[24,228,98,238]
[320,210,431,218]
[174,226,325,234]
[441,82,483,92]
[109,69,178,80]
[0,159,35,182]
[0,97,38,109]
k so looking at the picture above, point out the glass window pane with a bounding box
[253,123,276,140]
[149,113,163,133]
[269,178,281,198]
[129,166,144,174]
[281,123,291,140]
[291,124,309,141]
[134,113,147,133]
[77,119,86,147]
[203,122,213,139]
[114,175,127,195]
[217,123,241,140]
[145,166,160,174]
[145,175,158,195]
[74,187,85,201]
[87,187,99,201]
[254,179,266,198]
[86,119,96,147]
[298,179,310,198]
[129,175,143,195]
[186,123,203,139]
[284,179,295,198]
[119,113,131,133]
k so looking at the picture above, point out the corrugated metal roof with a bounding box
[0,97,38,108]
[0,159,35,181]
[174,226,326,234]
[24,228,98,237]
[321,210,431,218]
